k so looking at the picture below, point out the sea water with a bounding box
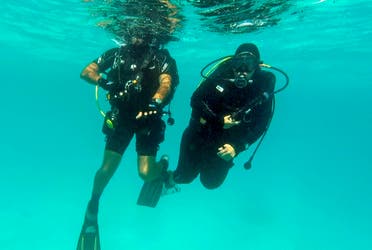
[0,1,371,249]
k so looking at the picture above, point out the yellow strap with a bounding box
[95,85,106,117]
[198,56,233,86]
[260,63,272,68]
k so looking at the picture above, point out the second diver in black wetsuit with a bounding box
[168,43,276,189]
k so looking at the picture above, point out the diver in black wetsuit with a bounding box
[76,29,179,249]
[81,32,179,213]
[168,43,275,189]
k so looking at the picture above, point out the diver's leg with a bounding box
[87,150,122,215]
[199,155,233,190]
[136,118,167,181]
[77,149,123,250]
[137,155,166,182]
[87,124,134,217]
[172,125,200,184]
[135,119,170,207]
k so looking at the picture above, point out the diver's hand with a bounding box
[97,78,114,91]
[136,101,162,120]
[223,115,240,129]
[217,144,236,161]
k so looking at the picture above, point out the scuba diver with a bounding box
[76,29,179,249]
[138,42,289,207]
[170,42,275,188]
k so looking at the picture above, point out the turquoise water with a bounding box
[1,0,372,249]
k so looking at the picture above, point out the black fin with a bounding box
[137,177,164,208]
[76,218,101,250]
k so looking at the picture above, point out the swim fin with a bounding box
[137,155,169,208]
[137,176,164,208]
[76,216,100,250]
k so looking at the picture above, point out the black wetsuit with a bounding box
[94,45,179,156]
[173,60,275,189]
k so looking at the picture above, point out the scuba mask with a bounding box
[232,51,259,73]
[231,52,259,88]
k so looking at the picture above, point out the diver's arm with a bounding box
[190,79,211,110]
[191,79,228,126]
[136,73,173,120]
[80,62,103,85]
[81,48,118,86]
[191,60,228,110]
[152,73,172,104]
